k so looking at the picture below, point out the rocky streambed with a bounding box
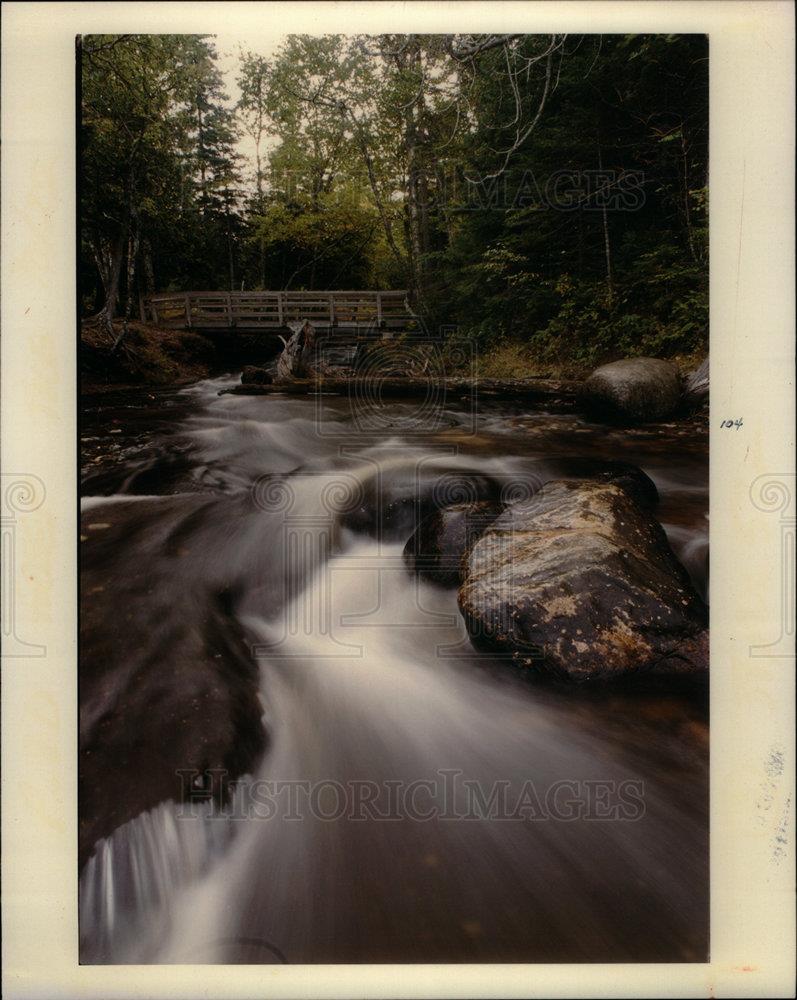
[79,371,709,964]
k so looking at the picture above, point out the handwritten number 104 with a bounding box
[720,418,744,430]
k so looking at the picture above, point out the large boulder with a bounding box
[403,500,504,586]
[581,357,682,422]
[524,457,658,509]
[458,480,707,683]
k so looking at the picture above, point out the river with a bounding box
[79,373,709,964]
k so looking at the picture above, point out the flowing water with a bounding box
[79,374,709,964]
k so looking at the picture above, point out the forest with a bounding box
[80,32,708,373]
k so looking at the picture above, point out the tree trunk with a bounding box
[255,149,266,288]
[92,235,112,296]
[402,40,430,305]
[224,191,235,292]
[100,160,136,338]
[275,320,316,382]
[196,94,208,210]
[141,238,155,297]
[597,140,613,304]
[354,122,407,277]
[92,276,105,315]
[114,217,140,351]
[680,127,698,264]
[101,227,127,338]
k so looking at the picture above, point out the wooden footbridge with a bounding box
[144,289,415,333]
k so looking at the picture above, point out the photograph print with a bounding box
[78,29,710,965]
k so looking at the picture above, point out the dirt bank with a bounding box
[81,319,219,390]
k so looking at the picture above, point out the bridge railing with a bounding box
[145,290,413,331]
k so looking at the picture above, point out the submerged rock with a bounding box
[341,465,501,542]
[581,358,682,422]
[458,480,707,683]
[404,500,504,586]
[241,365,273,385]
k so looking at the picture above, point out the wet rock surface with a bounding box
[81,386,196,496]
[241,365,274,385]
[403,500,505,586]
[79,498,267,870]
[523,457,659,508]
[458,480,707,683]
[581,358,683,423]
[341,465,502,542]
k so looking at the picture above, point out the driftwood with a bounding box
[683,355,709,410]
[274,320,317,382]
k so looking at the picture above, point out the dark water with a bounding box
[79,374,709,964]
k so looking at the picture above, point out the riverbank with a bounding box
[81,318,219,389]
[226,374,582,410]
[82,318,706,391]
[453,336,707,384]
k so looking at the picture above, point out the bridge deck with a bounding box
[145,290,414,332]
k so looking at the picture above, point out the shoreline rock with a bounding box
[581,358,682,422]
[458,480,707,683]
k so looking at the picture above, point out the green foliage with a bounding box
[81,32,708,373]
[432,33,708,367]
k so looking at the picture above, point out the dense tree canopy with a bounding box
[80,32,707,363]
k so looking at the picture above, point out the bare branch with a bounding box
[448,34,522,61]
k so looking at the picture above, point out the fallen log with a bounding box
[225,375,581,406]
